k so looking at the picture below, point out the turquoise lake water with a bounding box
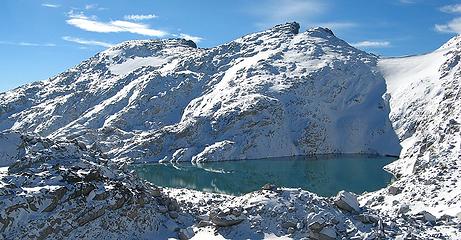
[132,154,396,197]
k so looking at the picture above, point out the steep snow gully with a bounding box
[0,22,460,239]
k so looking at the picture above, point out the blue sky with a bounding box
[1,0,460,92]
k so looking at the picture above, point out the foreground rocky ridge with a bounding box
[0,22,460,239]
[0,132,186,239]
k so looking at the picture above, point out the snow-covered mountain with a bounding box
[360,34,461,228]
[0,22,400,164]
[1,22,460,239]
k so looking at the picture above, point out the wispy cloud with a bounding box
[250,0,325,27]
[62,36,113,48]
[436,4,461,34]
[440,4,461,14]
[248,0,355,31]
[85,4,97,10]
[435,17,461,34]
[178,33,203,43]
[399,0,416,4]
[351,41,391,48]
[0,41,56,47]
[66,11,168,37]
[41,3,60,8]
[124,14,158,21]
[314,22,358,30]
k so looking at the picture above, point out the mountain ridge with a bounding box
[0,22,401,164]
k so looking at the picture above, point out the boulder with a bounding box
[418,211,436,223]
[178,227,195,240]
[77,207,105,226]
[333,191,360,213]
[42,186,67,212]
[310,226,337,240]
[197,220,213,228]
[356,214,379,224]
[388,186,401,195]
[211,211,245,227]
[281,220,297,229]
[397,204,410,215]
[158,205,168,213]
[168,211,179,219]
[261,183,276,191]
[319,226,337,240]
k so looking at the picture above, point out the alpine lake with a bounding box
[131,154,396,197]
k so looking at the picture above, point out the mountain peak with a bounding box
[439,34,461,50]
[101,38,197,58]
[308,27,335,36]
[270,22,300,35]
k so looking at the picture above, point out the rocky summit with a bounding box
[0,22,460,239]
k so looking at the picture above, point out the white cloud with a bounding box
[351,41,391,48]
[41,3,60,8]
[435,17,461,34]
[124,14,158,21]
[62,36,114,48]
[0,41,56,47]
[66,12,168,37]
[440,4,461,14]
[178,33,203,43]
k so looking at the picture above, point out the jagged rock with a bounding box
[232,207,243,217]
[158,205,168,214]
[418,211,437,223]
[398,204,410,215]
[94,191,110,201]
[210,210,245,227]
[108,195,125,210]
[310,226,337,240]
[333,191,360,213]
[164,220,180,232]
[178,227,195,240]
[42,186,67,212]
[281,220,297,229]
[261,183,276,191]
[83,170,102,182]
[356,214,379,224]
[77,208,105,226]
[308,221,325,232]
[151,188,162,197]
[76,141,87,151]
[168,211,179,219]
[296,222,304,230]
[197,220,213,228]
[388,186,401,195]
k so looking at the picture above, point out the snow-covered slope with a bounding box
[0,22,400,164]
[358,35,461,238]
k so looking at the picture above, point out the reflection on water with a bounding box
[131,154,396,197]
